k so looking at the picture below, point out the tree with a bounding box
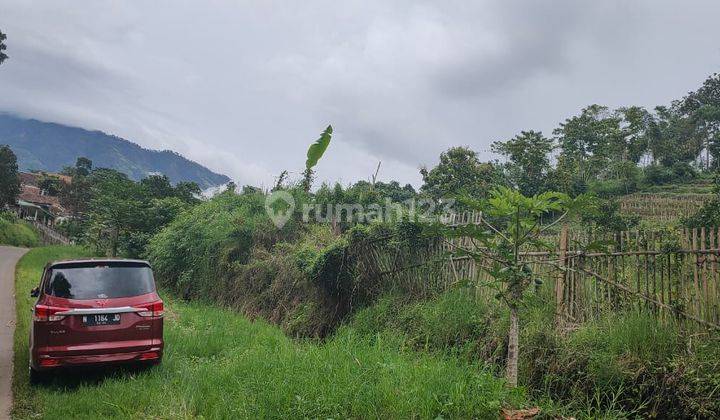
[492,131,553,196]
[420,147,502,202]
[59,158,94,216]
[38,175,63,196]
[554,105,624,181]
[141,174,175,199]
[618,106,652,163]
[87,169,145,256]
[441,187,578,387]
[677,73,720,169]
[0,30,8,65]
[75,157,93,176]
[0,145,20,207]
[174,181,202,203]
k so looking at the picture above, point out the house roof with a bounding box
[18,185,66,216]
[18,171,72,187]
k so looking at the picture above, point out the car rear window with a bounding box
[44,263,156,299]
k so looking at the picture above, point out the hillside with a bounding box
[0,114,230,189]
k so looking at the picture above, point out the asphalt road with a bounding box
[0,246,29,420]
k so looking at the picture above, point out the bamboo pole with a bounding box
[555,224,568,327]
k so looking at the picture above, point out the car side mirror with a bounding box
[30,287,39,298]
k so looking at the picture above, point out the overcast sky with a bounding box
[1,1,719,189]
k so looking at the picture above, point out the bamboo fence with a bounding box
[359,215,720,332]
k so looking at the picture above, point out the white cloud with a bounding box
[0,0,719,187]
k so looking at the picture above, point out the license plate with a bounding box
[82,314,121,326]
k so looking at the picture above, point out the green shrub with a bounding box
[146,190,285,297]
[0,214,40,247]
[643,164,675,185]
[588,179,636,198]
[348,288,720,418]
[581,198,640,232]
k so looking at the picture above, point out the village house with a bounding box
[14,172,70,226]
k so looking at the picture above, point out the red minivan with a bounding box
[29,259,164,382]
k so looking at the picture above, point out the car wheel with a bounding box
[29,366,48,384]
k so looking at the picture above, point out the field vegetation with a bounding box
[13,247,524,419]
[0,211,39,247]
[8,72,720,418]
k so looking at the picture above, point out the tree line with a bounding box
[423,72,720,201]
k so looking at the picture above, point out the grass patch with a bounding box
[0,216,39,247]
[12,247,524,419]
[347,288,720,418]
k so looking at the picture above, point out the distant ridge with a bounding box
[0,113,231,189]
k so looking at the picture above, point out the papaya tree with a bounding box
[443,187,581,387]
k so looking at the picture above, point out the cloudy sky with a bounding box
[1,1,719,189]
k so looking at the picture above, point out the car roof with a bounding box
[47,258,151,269]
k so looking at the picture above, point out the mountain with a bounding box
[0,114,230,189]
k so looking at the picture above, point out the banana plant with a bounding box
[302,125,333,192]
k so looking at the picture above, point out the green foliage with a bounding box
[36,174,63,196]
[310,181,420,232]
[535,313,720,418]
[420,146,503,202]
[13,247,522,419]
[302,125,333,191]
[492,130,554,196]
[642,164,674,185]
[677,72,720,169]
[0,144,20,207]
[350,288,720,418]
[441,187,581,387]
[0,211,39,247]
[581,198,639,233]
[305,125,333,170]
[60,163,201,257]
[146,190,273,297]
[587,162,640,197]
[684,197,720,228]
[349,290,508,363]
[684,170,720,228]
[446,187,573,304]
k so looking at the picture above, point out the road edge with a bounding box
[0,247,29,420]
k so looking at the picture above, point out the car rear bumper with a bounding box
[31,340,163,370]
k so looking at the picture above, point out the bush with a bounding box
[0,212,40,247]
[587,179,635,198]
[147,190,368,337]
[146,190,286,298]
[643,164,675,185]
[671,162,697,180]
[684,198,720,228]
[581,198,640,232]
[347,288,720,418]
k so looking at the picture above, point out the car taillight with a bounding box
[136,300,163,317]
[33,305,68,322]
[138,351,160,360]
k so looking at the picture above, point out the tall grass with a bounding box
[0,213,39,247]
[346,287,720,418]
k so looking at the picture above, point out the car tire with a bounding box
[29,366,48,385]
